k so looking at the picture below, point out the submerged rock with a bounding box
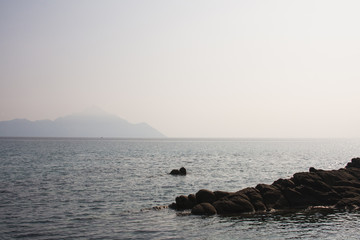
[170,167,187,176]
[169,158,360,216]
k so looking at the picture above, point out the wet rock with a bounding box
[345,167,360,179]
[170,169,180,175]
[346,158,360,168]
[316,169,359,186]
[176,195,196,209]
[298,185,340,205]
[169,202,177,209]
[179,167,186,175]
[335,196,360,210]
[291,172,326,189]
[188,194,197,204]
[191,203,217,215]
[152,205,168,210]
[214,191,232,200]
[282,187,308,207]
[238,187,266,211]
[332,186,360,198]
[272,178,295,190]
[170,158,360,216]
[255,184,288,210]
[170,167,187,175]
[196,189,216,204]
[213,194,254,214]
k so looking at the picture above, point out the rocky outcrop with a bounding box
[170,167,187,176]
[169,158,360,215]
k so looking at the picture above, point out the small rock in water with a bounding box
[170,167,187,176]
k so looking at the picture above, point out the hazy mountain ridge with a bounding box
[0,109,165,138]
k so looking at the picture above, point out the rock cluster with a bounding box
[169,158,360,215]
[170,167,187,176]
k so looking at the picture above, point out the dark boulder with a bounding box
[332,186,360,198]
[272,178,295,190]
[175,195,196,209]
[238,187,266,211]
[335,196,360,210]
[196,189,217,204]
[315,169,359,186]
[255,184,288,210]
[298,185,340,205]
[179,167,186,175]
[213,195,254,214]
[214,190,232,200]
[346,158,360,168]
[191,203,217,215]
[170,169,180,175]
[170,167,187,176]
[291,172,326,190]
[345,167,360,179]
[168,202,177,209]
[282,187,309,207]
[188,194,197,204]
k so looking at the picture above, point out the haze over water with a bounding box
[1,0,360,138]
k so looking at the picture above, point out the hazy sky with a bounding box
[1,0,360,138]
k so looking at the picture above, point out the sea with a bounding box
[1,138,360,239]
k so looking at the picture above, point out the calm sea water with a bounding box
[1,138,360,239]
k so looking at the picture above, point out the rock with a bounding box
[296,185,340,206]
[346,158,360,168]
[152,205,168,210]
[170,169,180,175]
[176,195,196,209]
[188,194,197,204]
[255,184,288,210]
[238,187,266,211]
[168,202,177,209]
[191,203,217,215]
[291,172,325,189]
[332,186,360,198]
[213,195,254,214]
[282,187,309,207]
[179,167,186,175]
[335,196,360,210]
[170,158,360,216]
[272,178,295,190]
[214,191,232,200]
[170,167,186,176]
[345,167,360,179]
[196,189,216,204]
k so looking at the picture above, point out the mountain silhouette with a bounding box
[0,107,165,138]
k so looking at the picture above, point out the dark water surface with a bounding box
[1,138,360,239]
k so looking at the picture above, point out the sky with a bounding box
[1,0,360,138]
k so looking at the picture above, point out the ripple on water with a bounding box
[1,138,360,239]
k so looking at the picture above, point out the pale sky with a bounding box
[1,0,360,138]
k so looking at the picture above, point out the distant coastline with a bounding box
[0,108,165,138]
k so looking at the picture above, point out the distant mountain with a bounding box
[0,108,166,138]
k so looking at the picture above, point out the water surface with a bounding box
[1,138,360,239]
